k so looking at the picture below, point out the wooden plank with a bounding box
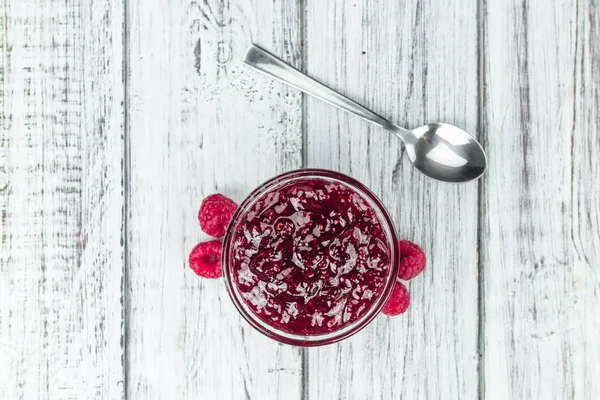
[482,0,600,398]
[304,1,480,399]
[125,0,303,398]
[0,0,126,398]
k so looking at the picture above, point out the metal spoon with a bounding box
[243,44,487,183]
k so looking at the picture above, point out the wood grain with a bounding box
[303,0,480,399]
[125,0,303,398]
[482,0,600,398]
[0,0,126,398]
[2,0,599,398]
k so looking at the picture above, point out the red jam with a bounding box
[229,178,391,336]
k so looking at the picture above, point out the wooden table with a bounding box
[1,0,598,398]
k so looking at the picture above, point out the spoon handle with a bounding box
[244,44,403,137]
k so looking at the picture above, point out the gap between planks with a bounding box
[122,0,132,397]
[476,0,487,399]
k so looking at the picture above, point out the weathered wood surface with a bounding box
[0,0,126,398]
[1,0,599,399]
[304,1,480,399]
[125,0,303,399]
[482,0,600,398]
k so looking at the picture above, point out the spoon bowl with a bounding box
[244,44,487,183]
[390,123,487,182]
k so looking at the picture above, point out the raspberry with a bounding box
[189,240,223,279]
[198,194,238,238]
[382,281,410,316]
[397,240,426,280]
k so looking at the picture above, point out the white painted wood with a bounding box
[125,0,303,399]
[304,1,480,399]
[2,0,599,398]
[0,0,125,398]
[483,0,600,398]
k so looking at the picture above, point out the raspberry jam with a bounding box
[223,170,399,346]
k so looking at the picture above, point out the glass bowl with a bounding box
[222,169,399,346]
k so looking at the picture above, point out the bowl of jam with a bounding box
[222,169,399,346]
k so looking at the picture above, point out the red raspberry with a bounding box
[397,240,426,280]
[382,281,410,316]
[198,194,238,238]
[189,240,223,279]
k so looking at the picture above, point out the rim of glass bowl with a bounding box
[221,169,399,347]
